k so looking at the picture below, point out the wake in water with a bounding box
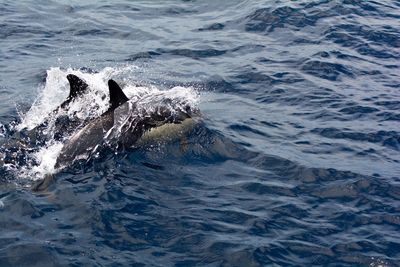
[0,66,200,182]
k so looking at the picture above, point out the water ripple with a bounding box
[0,0,399,266]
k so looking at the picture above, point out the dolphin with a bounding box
[54,79,195,169]
[27,76,197,191]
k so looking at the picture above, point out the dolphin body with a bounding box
[0,73,196,191]
[54,79,195,169]
[7,74,197,191]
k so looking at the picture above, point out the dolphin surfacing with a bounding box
[54,78,197,169]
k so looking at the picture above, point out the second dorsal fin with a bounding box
[58,74,89,109]
[108,79,129,111]
[67,74,88,99]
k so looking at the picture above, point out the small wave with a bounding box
[301,60,354,81]
[311,127,400,151]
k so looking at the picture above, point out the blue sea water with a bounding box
[0,0,400,266]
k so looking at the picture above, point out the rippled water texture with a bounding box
[0,1,399,266]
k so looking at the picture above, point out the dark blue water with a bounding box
[1,1,400,266]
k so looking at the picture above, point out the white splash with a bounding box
[18,142,64,181]
[16,66,126,131]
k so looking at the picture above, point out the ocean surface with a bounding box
[0,0,399,266]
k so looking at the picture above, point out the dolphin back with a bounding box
[55,79,196,168]
[55,113,114,168]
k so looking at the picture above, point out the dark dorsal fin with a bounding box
[58,74,89,109]
[67,74,88,99]
[108,79,129,111]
